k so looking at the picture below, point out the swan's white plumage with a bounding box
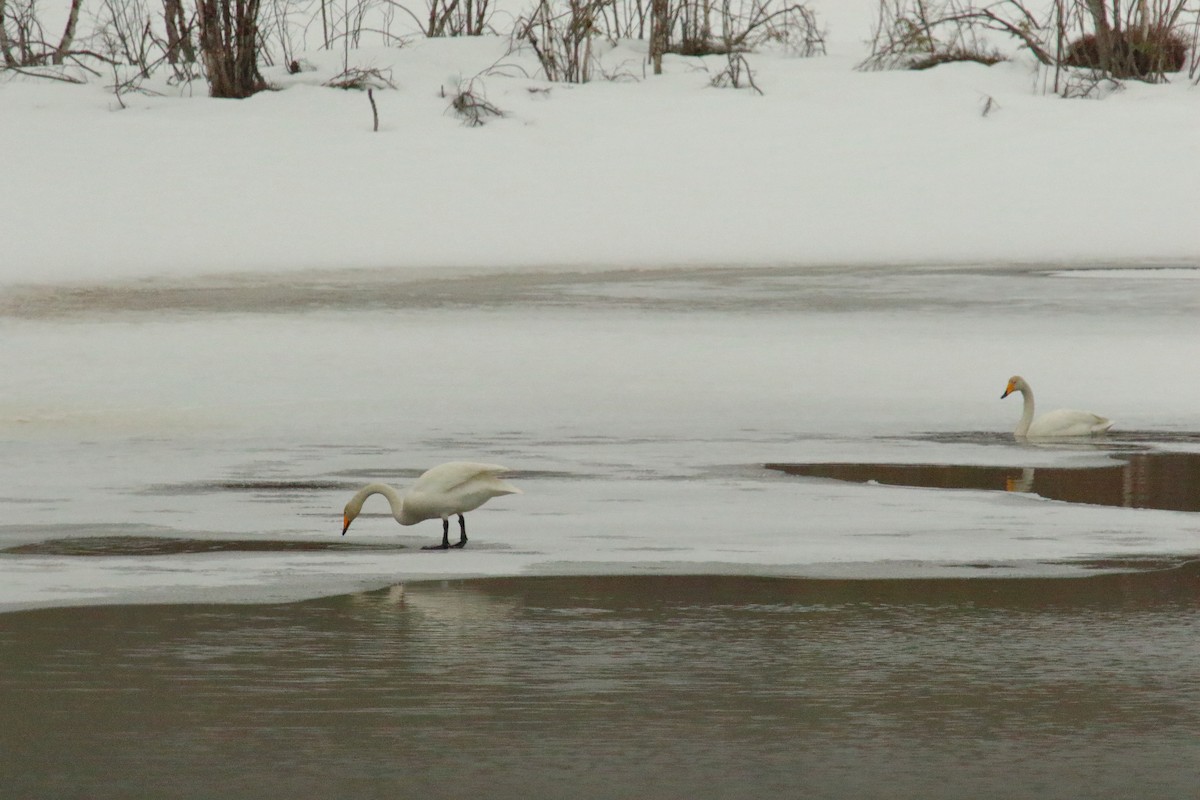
[398,462,521,524]
[341,461,520,547]
[1001,375,1113,439]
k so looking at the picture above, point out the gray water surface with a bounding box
[3,570,1198,799]
[768,448,1200,512]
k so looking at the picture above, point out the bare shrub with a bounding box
[97,0,157,78]
[674,0,713,54]
[907,43,1004,69]
[324,64,396,89]
[301,0,409,53]
[1,0,90,66]
[860,0,1025,71]
[604,0,650,39]
[1,0,45,66]
[1064,27,1188,79]
[760,2,825,56]
[424,0,495,36]
[511,0,822,82]
[162,0,195,66]
[262,0,299,67]
[1053,1,1195,86]
[709,50,762,92]
[515,0,605,83]
[674,0,825,57]
[862,0,1198,86]
[445,76,503,125]
[1057,67,1123,98]
[196,0,266,97]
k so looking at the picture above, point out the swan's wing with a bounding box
[413,461,520,494]
[403,462,521,522]
[1027,409,1114,438]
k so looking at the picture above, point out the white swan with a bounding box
[341,461,521,550]
[1001,375,1113,439]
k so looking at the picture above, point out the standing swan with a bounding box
[1001,375,1113,439]
[341,462,521,550]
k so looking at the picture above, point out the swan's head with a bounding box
[341,498,362,536]
[1001,375,1027,399]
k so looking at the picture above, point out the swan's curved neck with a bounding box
[1014,386,1035,437]
[352,483,404,522]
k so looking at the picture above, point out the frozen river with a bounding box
[1,262,1199,610]
[3,262,1200,799]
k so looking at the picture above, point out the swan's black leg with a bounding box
[452,514,468,548]
[422,518,452,550]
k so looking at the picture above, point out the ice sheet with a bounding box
[2,264,1198,611]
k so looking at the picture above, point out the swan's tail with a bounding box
[491,479,523,496]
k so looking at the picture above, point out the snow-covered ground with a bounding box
[1,3,1198,611]
[3,10,1200,282]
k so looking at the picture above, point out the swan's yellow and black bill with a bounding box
[341,515,351,536]
[1001,380,1016,399]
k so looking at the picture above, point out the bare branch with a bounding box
[0,64,85,82]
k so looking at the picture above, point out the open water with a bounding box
[3,570,1199,799]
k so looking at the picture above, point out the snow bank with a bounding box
[3,25,1198,286]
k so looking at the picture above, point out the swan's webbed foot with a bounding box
[424,518,453,550]
[422,516,467,550]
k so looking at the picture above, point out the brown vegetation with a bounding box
[1064,27,1188,79]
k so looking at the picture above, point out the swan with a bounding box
[341,461,521,550]
[1001,375,1113,438]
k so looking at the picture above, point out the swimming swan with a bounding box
[341,461,521,549]
[1001,375,1113,439]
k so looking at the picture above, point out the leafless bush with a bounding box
[196,0,266,97]
[907,43,1004,69]
[300,0,409,53]
[1,0,42,66]
[263,0,300,67]
[1057,67,1123,97]
[674,0,712,53]
[602,0,650,38]
[329,0,371,49]
[1061,12,1190,79]
[674,0,823,56]
[1039,0,1195,88]
[445,76,503,124]
[163,0,195,66]
[1,0,89,66]
[97,0,157,78]
[423,0,495,36]
[861,0,1198,86]
[102,43,161,107]
[709,50,761,92]
[758,2,824,56]
[323,64,395,88]
[515,0,606,83]
[0,0,200,86]
[512,0,822,82]
[859,0,1027,71]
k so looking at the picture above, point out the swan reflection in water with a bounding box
[769,451,1200,513]
[1005,467,1036,494]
